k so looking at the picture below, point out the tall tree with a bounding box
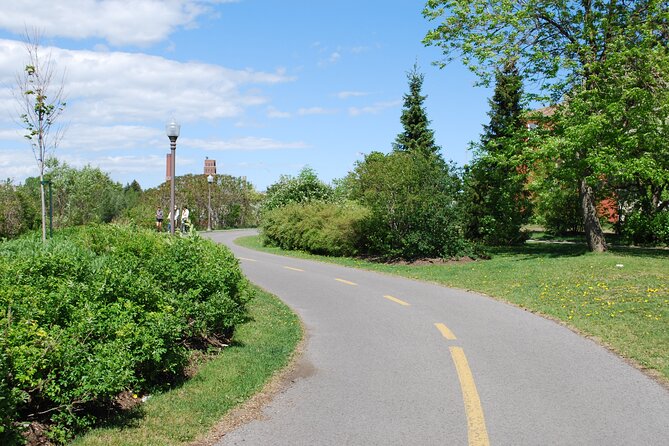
[481,59,524,149]
[14,31,66,241]
[423,0,669,252]
[393,64,441,160]
[465,59,530,244]
[351,151,465,260]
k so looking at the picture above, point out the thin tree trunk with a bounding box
[580,178,607,252]
[40,172,47,241]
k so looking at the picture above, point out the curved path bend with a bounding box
[205,230,668,446]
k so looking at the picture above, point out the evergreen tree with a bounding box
[481,59,523,150]
[393,64,441,159]
[465,59,530,245]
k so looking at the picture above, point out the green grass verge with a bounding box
[237,235,669,383]
[72,285,302,446]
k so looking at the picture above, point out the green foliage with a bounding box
[480,59,524,147]
[393,64,441,159]
[351,151,472,260]
[46,160,126,226]
[423,0,669,252]
[464,59,530,245]
[464,155,531,245]
[261,167,333,213]
[531,179,582,235]
[125,174,261,231]
[0,181,29,239]
[4,160,128,239]
[261,201,370,257]
[621,210,669,246]
[0,225,250,443]
[72,285,301,446]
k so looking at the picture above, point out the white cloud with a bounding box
[318,50,341,67]
[0,0,238,47]
[336,91,370,99]
[297,107,338,116]
[266,106,291,119]
[59,124,163,152]
[93,154,173,174]
[184,136,309,151]
[348,99,402,116]
[0,39,294,126]
[351,45,371,54]
[0,149,39,179]
[0,38,296,184]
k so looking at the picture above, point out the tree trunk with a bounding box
[40,173,47,242]
[580,178,607,252]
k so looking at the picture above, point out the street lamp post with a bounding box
[166,118,180,235]
[207,174,213,231]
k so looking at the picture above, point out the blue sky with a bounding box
[0,0,492,191]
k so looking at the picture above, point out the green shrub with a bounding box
[351,151,473,260]
[530,180,583,235]
[261,201,369,256]
[0,225,250,443]
[621,210,669,245]
[261,167,334,213]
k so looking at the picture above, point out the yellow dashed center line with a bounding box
[283,266,304,272]
[434,322,457,340]
[449,346,490,446]
[335,278,357,286]
[383,295,410,306]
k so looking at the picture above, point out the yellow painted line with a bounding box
[335,278,357,286]
[449,346,490,446]
[434,322,457,340]
[383,295,410,306]
[238,257,257,262]
[283,266,304,272]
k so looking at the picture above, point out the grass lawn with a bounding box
[72,285,302,446]
[236,235,669,385]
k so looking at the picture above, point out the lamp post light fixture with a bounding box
[166,118,180,235]
[207,174,213,231]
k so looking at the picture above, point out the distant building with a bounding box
[204,157,217,175]
[525,105,556,130]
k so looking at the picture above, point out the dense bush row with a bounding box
[261,201,370,257]
[260,153,481,261]
[0,225,251,444]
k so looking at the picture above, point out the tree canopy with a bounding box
[424,0,669,251]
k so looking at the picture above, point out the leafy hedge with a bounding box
[0,225,251,444]
[621,210,669,245]
[261,201,370,257]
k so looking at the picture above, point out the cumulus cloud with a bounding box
[0,38,296,183]
[185,136,309,151]
[297,107,338,116]
[0,149,38,179]
[58,125,163,152]
[266,106,291,119]
[336,91,370,99]
[348,99,402,116]
[0,38,293,126]
[0,0,237,47]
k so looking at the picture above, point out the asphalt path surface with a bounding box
[204,229,669,446]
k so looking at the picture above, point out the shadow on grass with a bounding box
[609,245,669,259]
[490,242,588,259]
[490,240,669,261]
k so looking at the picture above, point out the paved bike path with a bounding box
[205,230,669,445]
